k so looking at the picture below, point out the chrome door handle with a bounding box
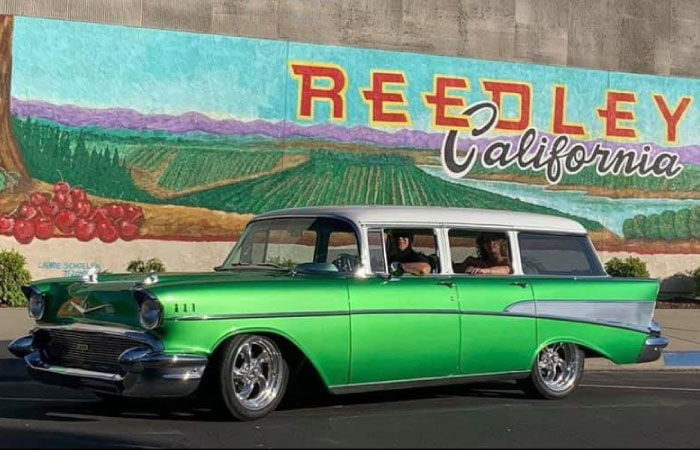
[510,281,529,288]
[436,280,455,288]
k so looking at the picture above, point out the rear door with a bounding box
[447,228,537,374]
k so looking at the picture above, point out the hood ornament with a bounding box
[82,267,98,284]
[70,300,110,315]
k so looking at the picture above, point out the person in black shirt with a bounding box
[387,230,433,275]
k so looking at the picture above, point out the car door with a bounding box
[346,227,460,384]
[447,228,537,375]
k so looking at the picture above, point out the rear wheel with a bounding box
[214,334,289,420]
[518,342,584,399]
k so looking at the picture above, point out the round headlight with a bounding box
[24,286,44,320]
[137,292,163,330]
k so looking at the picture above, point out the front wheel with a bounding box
[518,342,584,399]
[215,334,289,420]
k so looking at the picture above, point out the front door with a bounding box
[348,275,460,384]
[347,227,460,384]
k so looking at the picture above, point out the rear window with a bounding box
[518,233,605,276]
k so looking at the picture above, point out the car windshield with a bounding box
[220,217,360,273]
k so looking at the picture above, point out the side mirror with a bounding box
[389,261,405,278]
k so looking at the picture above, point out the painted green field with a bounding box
[128,146,284,191]
[174,150,604,230]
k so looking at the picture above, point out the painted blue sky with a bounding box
[11,16,700,146]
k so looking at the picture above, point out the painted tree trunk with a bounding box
[0,15,28,183]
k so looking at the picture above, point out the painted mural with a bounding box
[0,15,699,281]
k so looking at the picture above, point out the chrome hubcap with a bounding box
[231,337,282,411]
[537,342,580,392]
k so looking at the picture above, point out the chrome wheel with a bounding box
[231,336,283,411]
[537,342,581,392]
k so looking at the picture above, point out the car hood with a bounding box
[30,269,326,329]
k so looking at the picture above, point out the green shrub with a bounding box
[0,250,31,306]
[0,170,4,193]
[126,258,166,273]
[604,256,650,278]
[692,267,700,298]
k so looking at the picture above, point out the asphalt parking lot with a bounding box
[1,365,700,448]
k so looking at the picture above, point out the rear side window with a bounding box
[518,233,605,276]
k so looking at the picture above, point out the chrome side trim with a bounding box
[504,300,655,332]
[329,370,530,395]
[169,309,463,321]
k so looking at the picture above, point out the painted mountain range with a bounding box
[10,98,700,166]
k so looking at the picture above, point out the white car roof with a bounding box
[254,206,587,234]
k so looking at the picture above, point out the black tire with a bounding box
[211,334,289,421]
[518,342,585,399]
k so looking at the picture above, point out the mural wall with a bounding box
[0,16,698,291]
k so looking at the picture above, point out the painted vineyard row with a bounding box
[157,149,282,191]
[174,151,603,230]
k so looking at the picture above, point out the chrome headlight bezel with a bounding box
[22,285,45,320]
[133,289,163,330]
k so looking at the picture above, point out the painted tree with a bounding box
[0,15,29,189]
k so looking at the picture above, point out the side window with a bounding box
[518,233,605,276]
[449,229,512,275]
[367,229,386,273]
[385,228,440,275]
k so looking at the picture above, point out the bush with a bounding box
[693,267,700,298]
[605,256,650,278]
[126,258,166,273]
[0,250,31,306]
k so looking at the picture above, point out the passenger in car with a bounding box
[387,230,434,275]
[454,232,512,275]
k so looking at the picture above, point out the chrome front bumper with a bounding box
[8,330,208,398]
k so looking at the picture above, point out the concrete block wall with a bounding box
[0,0,698,78]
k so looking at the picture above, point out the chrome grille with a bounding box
[37,329,144,373]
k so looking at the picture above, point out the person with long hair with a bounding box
[454,232,511,275]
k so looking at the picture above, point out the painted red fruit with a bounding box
[74,200,93,218]
[92,207,110,222]
[56,210,77,233]
[13,218,35,244]
[108,203,125,220]
[34,215,53,240]
[0,216,14,236]
[53,181,70,195]
[117,219,139,241]
[18,203,38,220]
[96,219,118,243]
[40,201,60,217]
[61,194,75,211]
[30,192,48,206]
[75,218,97,242]
[69,188,86,204]
[124,205,144,225]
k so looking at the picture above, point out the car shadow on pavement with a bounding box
[0,381,532,424]
[279,380,532,411]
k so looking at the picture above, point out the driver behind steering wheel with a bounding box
[387,230,433,275]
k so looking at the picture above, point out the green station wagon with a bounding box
[9,206,668,420]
